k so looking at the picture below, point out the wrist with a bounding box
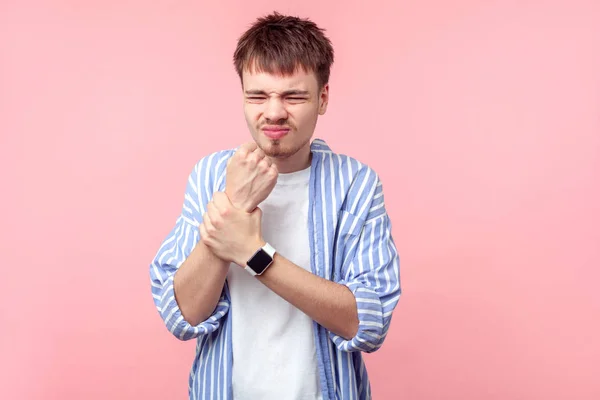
[236,238,266,267]
[224,190,250,212]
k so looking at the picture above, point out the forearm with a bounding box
[257,254,359,340]
[173,240,229,325]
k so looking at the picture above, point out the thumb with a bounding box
[249,207,263,224]
[252,206,263,219]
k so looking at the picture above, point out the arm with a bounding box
[173,240,229,326]
[241,173,400,351]
[149,157,231,341]
[331,212,400,352]
[251,174,401,350]
[150,144,278,340]
[200,172,401,348]
[330,174,401,353]
[198,194,358,339]
[253,253,359,340]
[174,142,278,323]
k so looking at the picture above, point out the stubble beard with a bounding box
[259,134,311,160]
[254,120,306,159]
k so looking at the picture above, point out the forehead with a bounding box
[242,68,319,93]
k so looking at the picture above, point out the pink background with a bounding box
[1,0,599,399]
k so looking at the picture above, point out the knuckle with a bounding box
[246,158,258,167]
[235,151,246,160]
[258,160,269,171]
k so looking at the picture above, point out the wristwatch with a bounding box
[245,243,276,276]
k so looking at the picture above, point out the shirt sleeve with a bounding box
[149,155,231,341]
[331,172,401,353]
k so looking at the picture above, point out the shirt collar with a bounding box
[310,138,332,153]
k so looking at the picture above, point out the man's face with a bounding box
[242,67,329,172]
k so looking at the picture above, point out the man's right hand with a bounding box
[225,142,278,212]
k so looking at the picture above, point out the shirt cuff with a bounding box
[330,280,385,353]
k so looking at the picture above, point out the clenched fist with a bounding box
[225,142,278,212]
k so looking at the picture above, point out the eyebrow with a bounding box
[244,90,310,96]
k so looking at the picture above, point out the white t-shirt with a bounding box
[227,166,323,400]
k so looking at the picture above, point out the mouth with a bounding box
[261,126,290,140]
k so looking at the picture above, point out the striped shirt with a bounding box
[150,138,401,400]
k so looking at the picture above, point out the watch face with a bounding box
[247,248,273,274]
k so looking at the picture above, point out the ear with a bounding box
[319,84,329,115]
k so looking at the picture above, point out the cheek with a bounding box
[243,105,261,123]
[294,107,319,128]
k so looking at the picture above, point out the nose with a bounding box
[263,97,288,122]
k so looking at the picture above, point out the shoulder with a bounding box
[311,138,379,182]
[322,150,386,220]
[323,150,381,191]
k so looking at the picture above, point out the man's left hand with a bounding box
[200,192,265,266]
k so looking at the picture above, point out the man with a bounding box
[150,12,401,400]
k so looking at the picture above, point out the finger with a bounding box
[238,142,257,156]
[212,192,230,211]
[258,159,271,173]
[204,210,218,235]
[210,194,222,211]
[260,156,272,167]
[252,147,266,160]
[269,163,279,176]
[204,201,216,223]
[251,206,263,223]
[247,151,260,167]
[199,222,208,240]
[206,202,220,222]
[242,141,258,150]
[202,210,212,226]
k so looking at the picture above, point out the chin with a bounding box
[259,141,293,159]
[262,146,291,159]
[253,131,310,159]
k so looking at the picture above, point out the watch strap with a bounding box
[261,242,276,258]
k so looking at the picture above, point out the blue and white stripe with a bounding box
[150,138,401,399]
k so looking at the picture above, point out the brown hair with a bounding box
[233,12,334,88]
